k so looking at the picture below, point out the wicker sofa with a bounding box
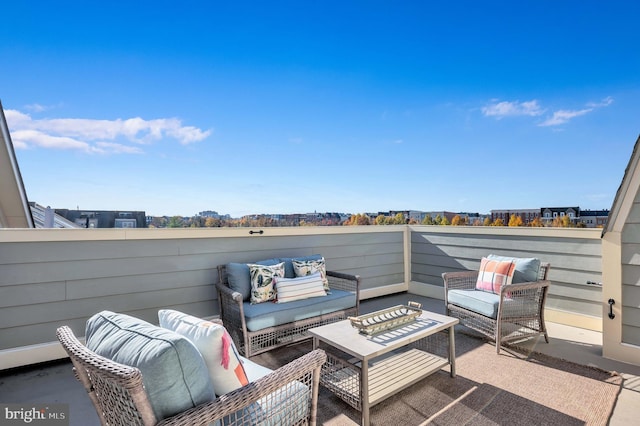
[442,255,550,354]
[217,255,360,357]
[57,311,326,426]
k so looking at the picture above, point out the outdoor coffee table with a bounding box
[309,309,458,426]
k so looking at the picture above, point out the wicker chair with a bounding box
[56,325,326,426]
[217,265,360,357]
[442,262,550,354]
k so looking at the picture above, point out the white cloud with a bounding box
[538,108,593,127]
[481,100,544,118]
[482,96,614,127]
[587,96,614,108]
[12,129,93,152]
[4,109,212,153]
[538,96,614,127]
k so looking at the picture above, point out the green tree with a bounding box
[167,216,184,228]
[422,215,434,225]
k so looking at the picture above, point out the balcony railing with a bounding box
[0,224,603,369]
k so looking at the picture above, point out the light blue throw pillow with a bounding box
[487,254,541,283]
[85,311,215,421]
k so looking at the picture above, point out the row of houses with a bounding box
[490,207,609,227]
[30,204,609,229]
[377,207,609,228]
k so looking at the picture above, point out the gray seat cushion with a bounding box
[239,356,310,425]
[448,289,501,319]
[243,289,356,331]
[85,311,215,420]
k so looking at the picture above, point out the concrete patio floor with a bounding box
[1,293,639,425]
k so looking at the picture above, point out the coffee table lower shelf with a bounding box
[321,347,450,410]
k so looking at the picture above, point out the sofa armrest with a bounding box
[327,270,360,313]
[157,349,327,426]
[215,278,248,354]
[326,270,360,293]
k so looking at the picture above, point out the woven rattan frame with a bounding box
[217,265,361,357]
[56,326,326,426]
[443,262,550,354]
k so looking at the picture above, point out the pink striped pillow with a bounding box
[475,257,516,294]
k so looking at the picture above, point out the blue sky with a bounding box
[1,1,638,217]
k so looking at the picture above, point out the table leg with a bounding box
[449,326,456,378]
[361,357,370,426]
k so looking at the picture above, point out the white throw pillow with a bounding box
[292,257,330,292]
[248,262,285,304]
[158,309,249,396]
[275,272,327,303]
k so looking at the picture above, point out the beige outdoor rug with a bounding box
[253,332,622,426]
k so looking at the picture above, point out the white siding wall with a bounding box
[622,200,640,346]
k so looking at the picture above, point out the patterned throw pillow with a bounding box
[274,272,327,303]
[475,257,516,294]
[158,309,249,396]
[248,262,285,304]
[293,257,330,292]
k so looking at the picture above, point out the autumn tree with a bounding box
[343,213,371,225]
[451,215,462,226]
[529,217,544,227]
[508,214,524,227]
[551,215,574,227]
[392,213,406,224]
[204,217,221,227]
[483,217,492,226]
[375,215,387,225]
[440,215,450,226]
[491,218,505,226]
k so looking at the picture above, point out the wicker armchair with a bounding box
[56,325,326,426]
[217,265,360,357]
[443,262,550,354]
